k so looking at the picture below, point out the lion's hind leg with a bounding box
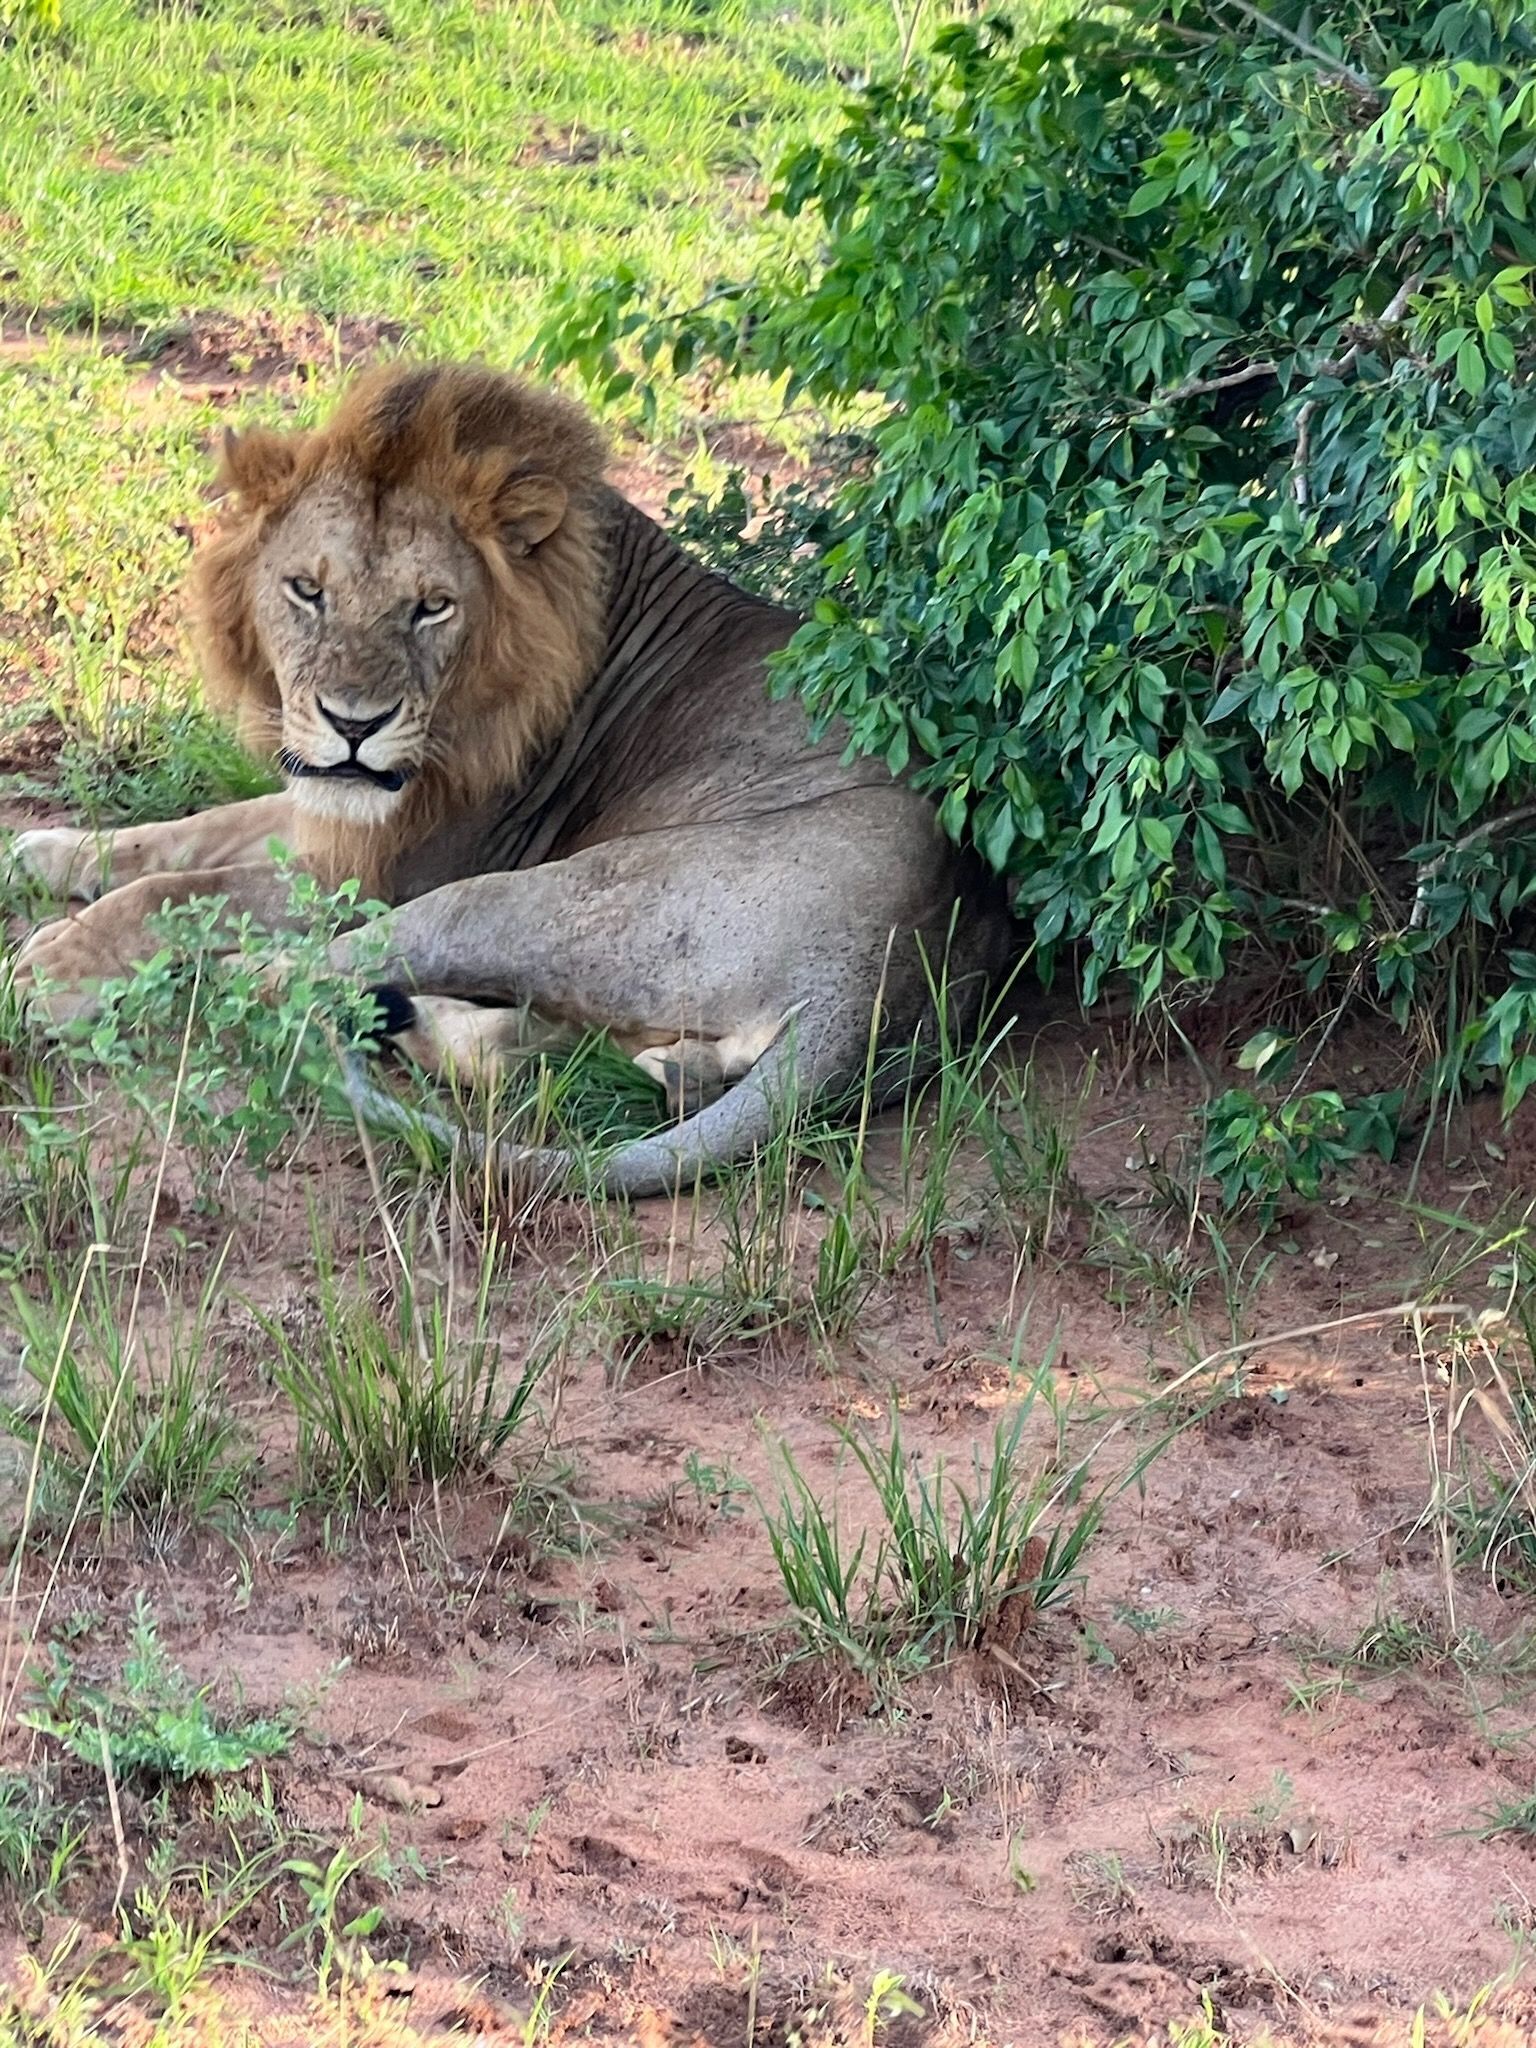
[372,994,786,1126]
[630,1013,793,1120]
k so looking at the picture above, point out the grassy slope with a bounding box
[1,0,897,351]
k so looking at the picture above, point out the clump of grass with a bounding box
[760,1366,1102,1694]
[0,1765,89,1916]
[261,1219,547,1510]
[0,1060,142,1284]
[5,1254,251,1540]
[3,702,278,831]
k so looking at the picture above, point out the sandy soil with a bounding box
[3,1010,1536,2048]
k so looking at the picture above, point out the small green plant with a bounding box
[23,1598,292,1783]
[681,1451,751,1519]
[115,1887,230,2019]
[280,1842,386,1995]
[1201,1080,1402,1225]
[51,872,393,1181]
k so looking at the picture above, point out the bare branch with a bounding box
[1154,359,1279,405]
[1214,0,1379,97]
[1152,270,1424,425]
[1410,805,1536,930]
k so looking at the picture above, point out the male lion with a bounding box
[8,364,1014,1194]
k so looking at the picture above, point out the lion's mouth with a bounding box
[280,750,414,795]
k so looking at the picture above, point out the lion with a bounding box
[7,363,1015,1194]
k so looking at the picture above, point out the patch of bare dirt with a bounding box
[4,1048,1536,2044]
[117,309,406,398]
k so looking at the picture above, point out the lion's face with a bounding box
[250,479,487,827]
[191,364,610,892]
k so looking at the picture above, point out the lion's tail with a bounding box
[343,1005,854,1199]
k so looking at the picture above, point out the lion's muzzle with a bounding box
[283,694,417,794]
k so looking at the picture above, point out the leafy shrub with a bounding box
[542,0,1536,1108]
[53,870,390,1175]
[1201,1085,1402,1222]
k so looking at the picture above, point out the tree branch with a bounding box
[1150,268,1424,495]
[1214,0,1380,98]
[1410,806,1536,930]
[1153,359,1280,405]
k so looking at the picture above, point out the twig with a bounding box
[1186,1299,1480,1380]
[1154,270,1423,416]
[1409,804,1536,929]
[0,1246,107,1737]
[1291,398,1316,506]
[0,973,201,1740]
[1214,0,1379,96]
[97,1707,130,1920]
[1154,359,1280,406]
[1043,1298,1485,1537]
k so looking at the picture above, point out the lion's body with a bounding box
[11,366,1014,1194]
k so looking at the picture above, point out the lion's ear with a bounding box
[210,427,308,505]
[491,473,568,555]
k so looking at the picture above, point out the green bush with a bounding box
[543,0,1536,1109]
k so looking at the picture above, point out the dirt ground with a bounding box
[4,985,1536,2047]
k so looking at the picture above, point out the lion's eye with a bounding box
[413,593,455,626]
[285,574,324,609]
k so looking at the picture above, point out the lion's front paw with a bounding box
[4,826,106,904]
[11,913,114,1028]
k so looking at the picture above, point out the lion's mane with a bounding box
[189,363,610,897]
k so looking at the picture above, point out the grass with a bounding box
[1,0,899,353]
[760,1366,1103,1695]
[5,1253,252,1539]
[259,1214,550,1510]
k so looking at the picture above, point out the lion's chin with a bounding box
[289,775,411,827]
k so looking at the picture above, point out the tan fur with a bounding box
[189,364,610,898]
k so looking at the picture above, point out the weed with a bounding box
[22,1598,292,1783]
[847,1399,1099,1650]
[1469,1793,1536,1842]
[115,1888,229,2019]
[681,1451,751,1519]
[260,1216,547,1510]
[1284,1669,1362,1718]
[1201,1083,1402,1228]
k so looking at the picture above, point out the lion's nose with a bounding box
[317,699,402,745]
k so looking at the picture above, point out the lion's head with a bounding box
[191,363,609,895]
